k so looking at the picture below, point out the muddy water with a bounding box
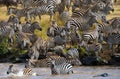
[0,63,120,79]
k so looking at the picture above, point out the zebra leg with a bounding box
[38,15,41,20]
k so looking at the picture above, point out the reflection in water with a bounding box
[0,63,120,79]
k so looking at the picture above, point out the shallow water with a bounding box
[0,63,120,79]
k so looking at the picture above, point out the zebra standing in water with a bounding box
[7,64,37,76]
[50,59,73,75]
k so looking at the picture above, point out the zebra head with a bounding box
[8,15,20,24]
[31,21,42,31]
[70,58,82,66]
[103,2,114,14]
[47,27,55,37]
[7,7,17,15]
[7,64,14,74]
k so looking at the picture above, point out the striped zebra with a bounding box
[28,37,47,60]
[21,0,48,8]
[15,31,31,49]
[97,22,113,34]
[66,47,80,59]
[102,32,120,51]
[65,14,99,32]
[59,11,71,22]
[80,40,103,57]
[7,15,20,25]
[50,56,82,66]
[47,21,66,37]
[82,23,100,43]
[22,21,42,34]
[27,1,55,21]
[25,58,51,68]
[7,64,37,76]
[50,59,73,75]
[7,7,28,21]
[0,25,15,44]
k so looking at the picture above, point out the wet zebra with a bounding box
[7,64,37,76]
[27,1,55,21]
[25,59,51,68]
[50,59,73,75]
[22,21,42,34]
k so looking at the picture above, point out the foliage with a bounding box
[0,37,9,56]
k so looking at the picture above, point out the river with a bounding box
[0,63,120,79]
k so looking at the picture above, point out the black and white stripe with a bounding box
[27,2,55,21]
[22,21,42,33]
[28,37,47,60]
[50,59,73,75]
[80,40,103,57]
[82,24,100,43]
[15,31,31,49]
[7,64,37,76]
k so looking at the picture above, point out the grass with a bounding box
[0,4,120,40]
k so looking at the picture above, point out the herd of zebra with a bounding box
[0,0,120,77]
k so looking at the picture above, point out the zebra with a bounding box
[101,32,120,52]
[0,25,15,44]
[25,58,51,68]
[50,56,82,66]
[22,21,42,34]
[68,29,82,47]
[82,23,100,43]
[15,31,31,49]
[66,47,80,59]
[79,40,103,57]
[7,64,37,76]
[7,7,28,21]
[27,1,55,21]
[21,0,48,8]
[108,17,120,33]
[59,11,71,22]
[50,59,73,75]
[28,37,47,60]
